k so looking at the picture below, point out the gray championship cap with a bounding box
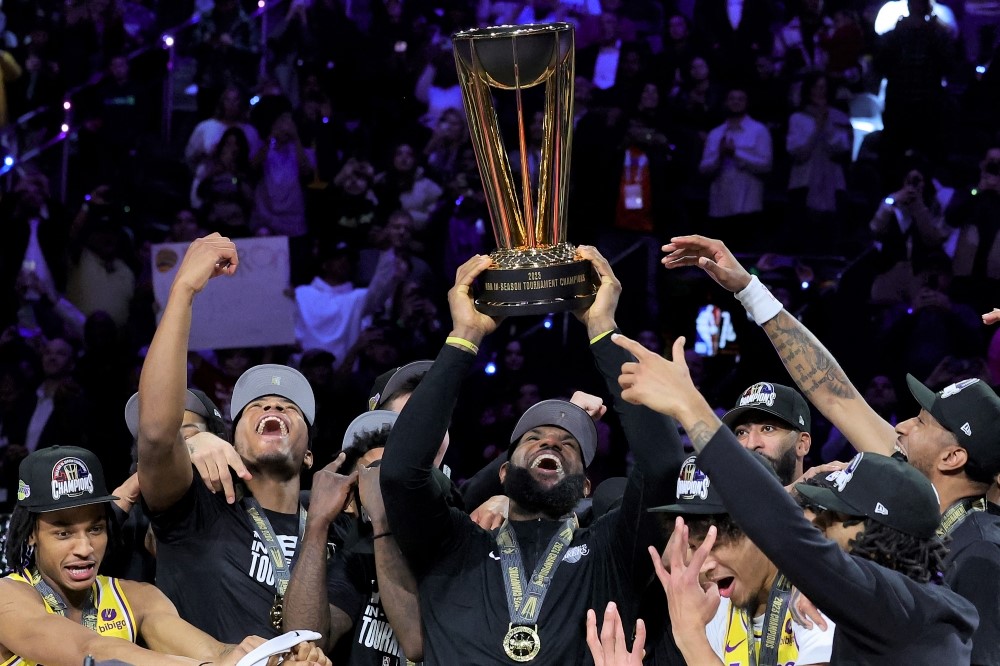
[509,399,598,467]
[124,389,227,439]
[342,410,399,450]
[231,364,316,425]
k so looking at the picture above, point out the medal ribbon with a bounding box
[244,498,307,598]
[496,518,575,626]
[747,573,792,666]
[937,496,986,538]
[28,566,98,630]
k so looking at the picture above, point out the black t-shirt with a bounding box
[381,339,682,665]
[146,477,302,643]
[943,509,1000,666]
[327,543,413,666]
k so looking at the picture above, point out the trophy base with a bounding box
[474,258,597,317]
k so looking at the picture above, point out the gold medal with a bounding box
[270,594,284,631]
[503,624,540,662]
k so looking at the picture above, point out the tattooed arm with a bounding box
[660,235,898,457]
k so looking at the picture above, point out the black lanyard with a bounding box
[27,567,98,630]
[937,496,987,538]
[497,518,575,625]
[243,497,307,598]
[747,573,792,666]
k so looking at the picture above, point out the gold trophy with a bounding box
[452,23,596,316]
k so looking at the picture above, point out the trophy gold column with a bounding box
[452,22,596,316]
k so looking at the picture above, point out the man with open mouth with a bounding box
[647,453,834,665]
[135,233,318,643]
[0,445,330,665]
[379,247,684,664]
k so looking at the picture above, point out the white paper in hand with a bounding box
[235,630,323,666]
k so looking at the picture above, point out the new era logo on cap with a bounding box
[271,376,281,385]
[796,452,941,538]
[722,382,812,433]
[907,374,1000,481]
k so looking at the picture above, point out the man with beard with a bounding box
[379,248,683,664]
[658,233,1000,665]
[722,382,813,485]
[136,233,317,642]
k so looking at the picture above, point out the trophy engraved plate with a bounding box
[452,23,596,316]
[503,624,541,662]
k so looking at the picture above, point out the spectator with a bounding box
[373,141,444,232]
[193,126,256,238]
[950,145,1000,312]
[184,83,262,174]
[785,71,853,250]
[698,87,773,248]
[189,0,260,120]
[869,155,955,305]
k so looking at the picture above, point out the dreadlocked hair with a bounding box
[849,519,950,585]
[2,505,121,577]
[3,507,37,576]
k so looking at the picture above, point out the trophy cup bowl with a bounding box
[452,23,597,316]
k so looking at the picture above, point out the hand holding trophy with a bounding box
[452,23,597,316]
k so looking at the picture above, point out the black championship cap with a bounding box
[906,374,1000,481]
[342,410,399,450]
[368,360,433,411]
[649,452,778,514]
[124,389,228,440]
[722,382,811,432]
[509,399,598,468]
[231,364,316,425]
[17,446,118,512]
[796,452,941,538]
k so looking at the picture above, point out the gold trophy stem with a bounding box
[512,51,535,247]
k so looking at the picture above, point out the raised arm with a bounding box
[613,333,912,634]
[283,454,357,652]
[138,234,239,512]
[661,235,897,456]
[380,254,499,570]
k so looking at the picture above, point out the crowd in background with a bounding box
[1,0,1000,510]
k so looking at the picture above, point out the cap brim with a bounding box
[722,405,795,429]
[794,483,861,516]
[125,390,214,439]
[342,410,398,450]
[376,361,433,409]
[648,502,729,515]
[31,495,120,512]
[906,374,937,414]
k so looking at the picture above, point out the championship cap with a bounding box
[796,452,941,538]
[906,374,1000,482]
[231,364,315,425]
[722,382,811,432]
[342,410,398,450]
[17,446,118,512]
[509,399,598,467]
[649,452,778,514]
[368,360,433,411]
[124,389,228,440]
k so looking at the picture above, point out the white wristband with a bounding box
[735,275,783,324]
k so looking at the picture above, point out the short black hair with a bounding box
[680,513,746,546]
[342,426,392,474]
